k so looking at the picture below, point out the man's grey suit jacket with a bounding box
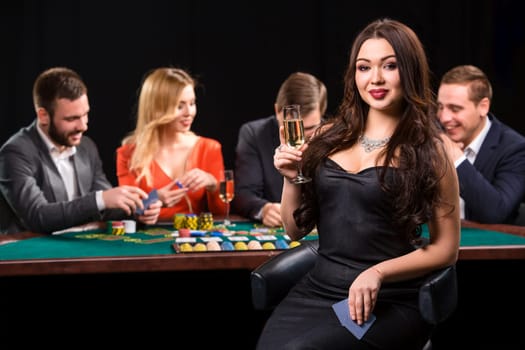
[0,120,124,234]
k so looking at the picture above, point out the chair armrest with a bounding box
[418,265,458,325]
[250,240,319,310]
[251,238,458,325]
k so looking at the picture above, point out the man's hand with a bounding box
[262,202,282,227]
[102,185,148,215]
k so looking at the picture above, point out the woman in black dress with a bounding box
[257,18,460,350]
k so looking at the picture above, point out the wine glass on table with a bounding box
[283,104,311,184]
[219,169,235,226]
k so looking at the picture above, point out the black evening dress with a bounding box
[256,158,432,350]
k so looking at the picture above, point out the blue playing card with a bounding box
[136,189,159,215]
[332,298,376,340]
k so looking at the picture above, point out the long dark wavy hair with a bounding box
[295,18,449,242]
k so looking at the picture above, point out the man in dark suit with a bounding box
[233,72,327,226]
[0,67,161,234]
[437,65,525,224]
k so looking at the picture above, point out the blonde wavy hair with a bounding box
[122,68,195,186]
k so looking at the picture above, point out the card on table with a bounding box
[332,298,376,340]
[136,189,159,215]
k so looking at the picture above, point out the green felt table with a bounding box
[0,221,308,260]
[0,220,524,276]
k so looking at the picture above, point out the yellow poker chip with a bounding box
[262,242,276,250]
[193,242,207,252]
[289,241,301,248]
[234,241,248,251]
[112,227,126,235]
[179,243,193,252]
[173,214,186,229]
[198,212,214,230]
[185,214,199,230]
[107,221,125,235]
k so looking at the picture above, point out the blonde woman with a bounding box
[117,68,226,221]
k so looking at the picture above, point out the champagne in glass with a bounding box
[283,104,311,184]
[284,118,306,149]
[219,169,235,226]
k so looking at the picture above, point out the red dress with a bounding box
[116,137,227,221]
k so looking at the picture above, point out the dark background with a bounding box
[1,3,524,348]
[2,0,524,187]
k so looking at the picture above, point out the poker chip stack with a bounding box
[184,213,199,230]
[173,214,186,229]
[198,212,214,230]
[107,221,126,235]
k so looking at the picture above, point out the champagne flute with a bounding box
[283,104,311,184]
[219,169,235,226]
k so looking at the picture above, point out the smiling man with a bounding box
[437,64,525,224]
[0,67,161,234]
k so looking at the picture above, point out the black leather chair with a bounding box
[251,239,457,350]
[513,202,525,226]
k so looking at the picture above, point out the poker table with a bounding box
[2,219,524,348]
[0,219,524,277]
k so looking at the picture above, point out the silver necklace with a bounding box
[359,135,390,153]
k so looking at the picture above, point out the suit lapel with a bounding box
[43,161,69,201]
[475,116,501,169]
[73,150,91,196]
